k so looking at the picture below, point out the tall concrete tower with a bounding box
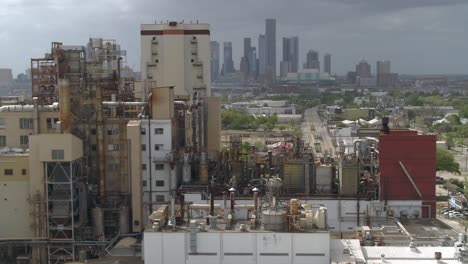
[140,21,211,100]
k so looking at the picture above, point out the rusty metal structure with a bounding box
[26,39,139,264]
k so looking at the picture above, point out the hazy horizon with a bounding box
[1,0,467,77]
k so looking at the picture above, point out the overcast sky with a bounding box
[1,0,467,76]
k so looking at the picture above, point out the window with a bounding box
[142,180,147,187]
[0,118,5,128]
[107,144,120,151]
[156,195,165,202]
[156,180,164,187]
[4,169,13,176]
[142,164,147,170]
[46,118,59,129]
[141,144,146,151]
[0,136,5,147]
[20,135,28,146]
[155,164,164,170]
[107,127,119,135]
[22,169,27,175]
[19,118,33,129]
[154,128,164,134]
[154,144,163,151]
[91,128,96,135]
[91,144,97,151]
[52,150,64,160]
[141,128,146,135]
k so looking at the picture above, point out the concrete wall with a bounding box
[0,155,32,238]
[0,109,59,148]
[144,231,330,264]
[127,120,143,232]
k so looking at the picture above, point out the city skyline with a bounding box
[0,0,467,76]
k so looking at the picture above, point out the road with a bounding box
[302,107,336,159]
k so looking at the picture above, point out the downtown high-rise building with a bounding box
[324,53,331,75]
[280,36,299,77]
[210,41,220,82]
[265,19,276,82]
[304,50,320,70]
[376,60,398,86]
[258,34,266,77]
[222,42,235,75]
[242,37,252,78]
[355,59,371,78]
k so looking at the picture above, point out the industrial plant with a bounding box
[0,20,464,264]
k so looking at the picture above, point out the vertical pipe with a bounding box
[229,188,236,214]
[96,82,106,197]
[147,98,153,213]
[58,79,71,133]
[32,97,39,135]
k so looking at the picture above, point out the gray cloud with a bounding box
[0,0,467,76]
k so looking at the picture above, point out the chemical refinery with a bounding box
[0,20,461,264]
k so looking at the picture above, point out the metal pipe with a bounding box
[58,79,71,133]
[147,92,153,213]
[32,97,39,135]
[229,188,236,214]
[96,82,105,196]
[102,101,147,106]
[399,161,422,198]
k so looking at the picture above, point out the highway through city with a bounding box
[302,107,336,159]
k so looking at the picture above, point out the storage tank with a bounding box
[92,207,104,237]
[262,209,286,231]
[315,165,332,193]
[283,162,305,193]
[315,207,327,229]
[340,165,358,195]
[183,154,191,182]
[119,206,129,234]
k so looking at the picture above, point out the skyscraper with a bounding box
[377,60,398,86]
[377,60,391,75]
[324,53,331,75]
[210,41,219,82]
[265,19,276,82]
[249,47,257,79]
[222,42,235,75]
[242,38,252,79]
[258,34,266,77]
[355,60,371,78]
[280,36,299,77]
[304,50,320,70]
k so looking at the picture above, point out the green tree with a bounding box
[436,148,461,174]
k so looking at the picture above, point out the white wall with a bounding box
[144,231,330,264]
[0,181,32,237]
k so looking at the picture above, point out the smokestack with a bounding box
[381,117,390,135]
[229,187,236,214]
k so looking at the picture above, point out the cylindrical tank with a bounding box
[183,154,191,183]
[119,206,129,234]
[289,199,299,215]
[262,209,286,231]
[315,207,327,229]
[315,165,332,193]
[79,250,87,262]
[92,207,104,237]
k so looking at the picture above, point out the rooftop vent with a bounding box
[169,21,177,26]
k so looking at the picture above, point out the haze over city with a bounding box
[1,0,467,76]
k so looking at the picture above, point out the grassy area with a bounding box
[341,109,369,120]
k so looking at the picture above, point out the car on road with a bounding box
[436,177,446,184]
